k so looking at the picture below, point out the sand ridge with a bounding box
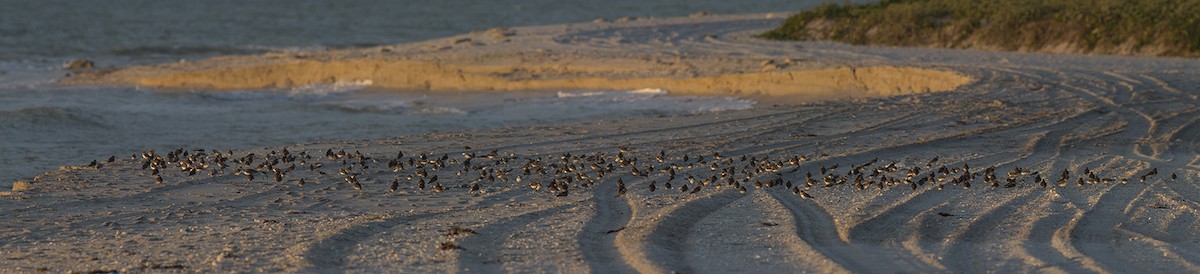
[61,13,971,103]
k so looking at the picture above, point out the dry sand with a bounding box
[7,12,1200,273]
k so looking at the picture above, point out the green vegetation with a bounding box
[763,0,1200,57]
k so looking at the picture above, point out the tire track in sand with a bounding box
[456,202,582,273]
[298,188,528,272]
[578,175,638,274]
[939,107,1093,272]
[1065,169,1154,273]
[767,188,879,273]
[624,190,742,274]
[683,190,841,273]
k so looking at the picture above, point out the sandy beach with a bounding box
[7,12,1200,273]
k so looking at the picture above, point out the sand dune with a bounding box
[7,12,1200,273]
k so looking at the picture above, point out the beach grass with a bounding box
[763,0,1200,57]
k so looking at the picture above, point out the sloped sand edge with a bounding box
[64,58,969,101]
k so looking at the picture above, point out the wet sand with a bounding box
[7,12,1200,273]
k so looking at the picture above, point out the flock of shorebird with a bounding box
[106,146,1174,200]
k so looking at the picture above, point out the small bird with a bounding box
[390,179,399,192]
[799,190,813,199]
[154,175,163,184]
[434,183,444,192]
[649,180,657,192]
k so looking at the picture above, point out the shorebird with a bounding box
[346,175,362,191]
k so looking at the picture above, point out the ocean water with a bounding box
[0,0,852,186]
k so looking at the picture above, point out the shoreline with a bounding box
[8,11,1200,273]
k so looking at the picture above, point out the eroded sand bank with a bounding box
[9,12,1200,274]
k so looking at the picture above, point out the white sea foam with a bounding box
[193,80,373,101]
[552,88,754,114]
[284,80,374,98]
[556,88,668,98]
[627,88,669,95]
[405,106,468,115]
